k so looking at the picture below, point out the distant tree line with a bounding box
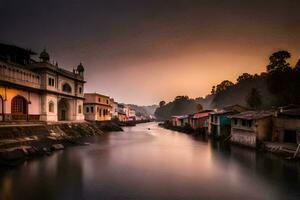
[155,50,300,119]
[211,50,300,108]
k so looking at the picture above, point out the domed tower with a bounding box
[39,49,50,62]
[77,62,84,77]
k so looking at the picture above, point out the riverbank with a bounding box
[159,122,300,160]
[0,121,124,167]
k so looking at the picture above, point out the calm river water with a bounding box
[0,122,300,200]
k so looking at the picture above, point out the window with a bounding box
[241,119,247,126]
[79,87,82,94]
[78,105,82,114]
[48,77,55,86]
[247,120,253,127]
[62,83,72,93]
[49,101,54,112]
[106,99,109,104]
[99,109,102,116]
[11,96,27,114]
[91,106,94,113]
[86,107,89,113]
[98,98,101,102]
[233,119,238,125]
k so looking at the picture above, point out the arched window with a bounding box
[49,101,54,113]
[11,96,27,114]
[62,83,72,93]
[86,107,89,113]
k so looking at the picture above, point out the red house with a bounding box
[189,110,212,132]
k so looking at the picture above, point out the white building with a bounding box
[109,98,118,119]
[0,43,85,122]
[128,108,136,121]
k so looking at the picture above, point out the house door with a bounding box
[58,98,69,121]
[61,110,66,121]
[283,130,297,144]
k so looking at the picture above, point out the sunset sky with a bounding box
[1,0,299,105]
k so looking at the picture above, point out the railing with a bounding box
[5,114,40,121]
[11,114,27,121]
[0,61,41,89]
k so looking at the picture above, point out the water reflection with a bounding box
[0,122,299,200]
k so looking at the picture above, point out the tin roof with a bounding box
[277,108,300,119]
[230,111,273,120]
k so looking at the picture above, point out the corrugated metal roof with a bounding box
[230,111,273,120]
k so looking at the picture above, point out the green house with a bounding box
[208,105,247,138]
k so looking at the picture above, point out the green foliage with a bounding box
[266,50,291,72]
[211,86,216,95]
[159,101,166,107]
[212,75,274,109]
[246,88,262,109]
[266,51,300,105]
[196,104,203,111]
[215,80,234,94]
[155,96,199,120]
[237,73,253,83]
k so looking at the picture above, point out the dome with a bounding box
[39,49,50,62]
[77,62,84,72]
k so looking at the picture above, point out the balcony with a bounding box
[0,61,41,89]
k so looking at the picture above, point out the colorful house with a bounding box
[109,98,118,119]
[208,105,247,138]
[83,93,112,121]
[230,111,273,147]
[171,115,189,127]
[273,108,300,145]
[171,116,181,126]
[128,108,136,121]
[189,110,212,133]
[117,110,127,122]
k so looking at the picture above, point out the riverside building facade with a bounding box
[0,43,85,122]
[83,93,112,121]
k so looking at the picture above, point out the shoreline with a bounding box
[0,120,153,168]
[0,120,140,168]
[158,122,300,161]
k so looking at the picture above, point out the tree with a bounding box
[211,86,216,95]
[246,88,262,109]
[159,101,166,107]
[174,96,189,101]
[295,59,300,71]
[215,80,234,94]
[266,50,291,72]
[237,73,253,83]
[196,104,203,111]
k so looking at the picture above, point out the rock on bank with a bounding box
[0,121,123,167]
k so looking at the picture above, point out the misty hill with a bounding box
[212,75,276,109]
[127,104,158,118]
[195,94,214,109]
[154,76,276,121]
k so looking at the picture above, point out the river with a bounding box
[0,122,299,200]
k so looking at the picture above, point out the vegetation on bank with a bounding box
[155,50,300,120]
